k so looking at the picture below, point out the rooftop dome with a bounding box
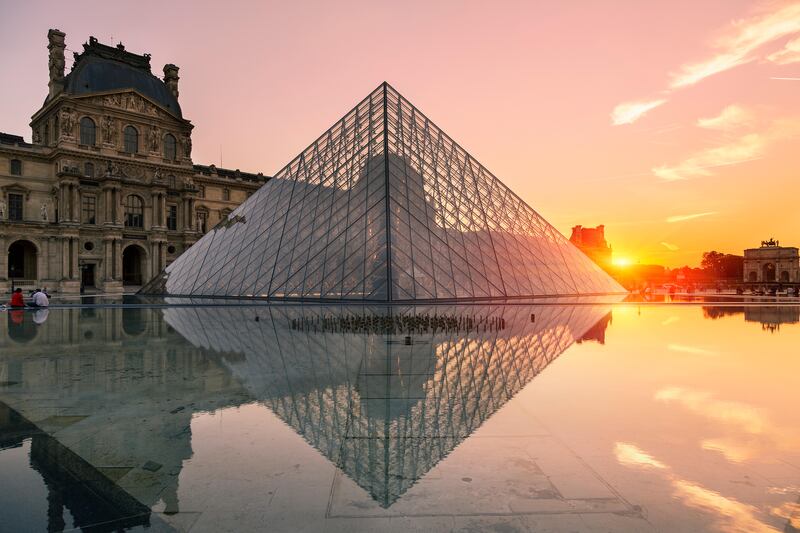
[62,38,182,118]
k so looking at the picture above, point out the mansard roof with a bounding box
[63,37,182,118]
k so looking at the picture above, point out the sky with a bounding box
[1,0,799,267]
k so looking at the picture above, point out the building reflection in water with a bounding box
[163,303,613,506]
[703,305,800,332]
[0,302,613,517]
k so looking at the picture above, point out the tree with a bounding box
[701,251,743,280]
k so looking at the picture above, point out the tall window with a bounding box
[44,124,49,145]
[80,117,96,146]
[10,159,22,176]
[197,210,208,233]
[167,175,177,189]
[82,195,97,224]
[164,134,177,160]
[222,188,230,201]
[198,185,205,198]
[8,193,23,221]
[124,195,144,228]
[124,126,138,154]
[84,162,95,177]
[166,205,177,230]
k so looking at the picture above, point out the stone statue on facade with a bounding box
[149,126,160,152]
[41,202,49,221]
[102,115,115,144]
[181,134,192,157]
[60,107,76,137]
[0,200,5,220]
[33,130,41,144]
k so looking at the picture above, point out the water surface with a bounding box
[1,302,798,532]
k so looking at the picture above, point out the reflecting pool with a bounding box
[1,303,798,532]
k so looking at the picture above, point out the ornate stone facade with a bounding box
[743,240,800,284]
[569,224,612,270]
[0,31,269,294]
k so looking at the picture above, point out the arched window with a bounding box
[80,117,96,146]
[164,134,177,160]
[124,195,144,228]
[124,126,138,154]
[84,162,95,177]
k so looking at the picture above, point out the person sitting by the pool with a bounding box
[30,288,49,308]
[8,288,25,308]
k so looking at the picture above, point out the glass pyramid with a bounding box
[144,83,625,301]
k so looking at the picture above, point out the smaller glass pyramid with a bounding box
[142,83,625,301]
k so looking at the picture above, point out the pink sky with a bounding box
[2,0,799,267]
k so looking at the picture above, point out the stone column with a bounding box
[116,188,122,224]
[103,239,113,281]
[72,185,79,222]
[105,189,111,223]
[114,240,122,280]
[71,237,79,280]
[58,185,65,222]
[188,198,195,231]
[0,235,6,281]
[61,237,69,279]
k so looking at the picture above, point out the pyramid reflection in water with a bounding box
[164,303,612,506]
[144,83,624,301]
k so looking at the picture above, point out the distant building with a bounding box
[743,240,799,283]
[0,30,269,294]
[569,225,612,269]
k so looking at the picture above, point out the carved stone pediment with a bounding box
[80,91,174,120]
[1,183,33,199]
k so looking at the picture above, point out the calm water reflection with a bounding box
[0,303,798,532]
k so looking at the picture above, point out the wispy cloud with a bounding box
[612,3,800,124]
[671,3,800,88]
[611,99,667,125]
[665,212,718,224]
[654,116,800,181]
[697,105,755,131]
[770,76,800,80]
[767,35,800,64]
[653,133,766,180]
[660,241,680,251]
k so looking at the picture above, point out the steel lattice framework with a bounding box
[143,83,624,301]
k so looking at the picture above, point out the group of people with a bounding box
[5,287,50,308]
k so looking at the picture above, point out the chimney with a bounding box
[47,29,66,100]
[163,64,180,100]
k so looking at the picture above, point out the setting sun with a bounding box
[613,257,635,267]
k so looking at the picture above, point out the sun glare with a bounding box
[613,257,634,267]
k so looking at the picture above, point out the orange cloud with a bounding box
[611,99,667,125]
[670,2,800,88]
[653,133,766,180]
[612,2,800,124]
[697,105,756,131]
[767,35,800,64]
[665,213,718,224]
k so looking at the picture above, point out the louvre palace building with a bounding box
[0,30,268,294]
